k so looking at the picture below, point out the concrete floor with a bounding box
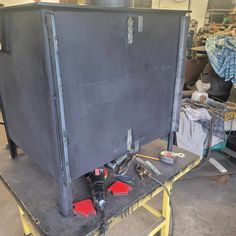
[0,121,24,236]
[0,124,236,236]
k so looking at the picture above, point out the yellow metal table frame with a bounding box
[18,159,200,236]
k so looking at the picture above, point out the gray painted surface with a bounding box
[0,10,59,177]
[0,140,199,235]
[0,5,186,182]
[55,10,182,180]
[1,125,236,236]
[87,0,134,7]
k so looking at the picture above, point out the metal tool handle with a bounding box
[136,158,161,176]
[144,161,161,176]
[107,155,127,170]
[112,174,136,186]
[116,155,128,166]
[118,156,134,175]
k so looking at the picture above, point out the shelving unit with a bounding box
[204,9,232,27]
[204,0,234,29]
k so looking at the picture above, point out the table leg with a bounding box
[167,132,174,151]
[58,177,73,216]
[0,94,18,159]
[160,183,172,236]
[18,207,32,236]
[18,206,41,236]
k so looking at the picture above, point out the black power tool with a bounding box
[89,167,108,234]
[89,167,108,211]
[89,167,135,210]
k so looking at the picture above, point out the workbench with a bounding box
[0,140,200,236]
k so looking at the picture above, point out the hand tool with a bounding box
[135,153,160,161]
[89,166,136,206]
[115,129,139,175]
[88,168,108,211]
[107,155,127,170]
[88,167,108,234]
[135,163,152,180]
[118,155,135,175]
[110,173,136,186]
[135,157,146,165]
[135,157,161,177]
[144,160,161,176]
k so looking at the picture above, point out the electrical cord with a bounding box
[225,118,234,141]
[150,176,174,236]
[98,209,107,236]
[192,110,213,171]
[208,96,235,144]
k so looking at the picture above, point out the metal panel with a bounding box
[0,4,187,215]
[53,10,182,179]
[0,10,59,178]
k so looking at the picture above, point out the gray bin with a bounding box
[0,3,188,216]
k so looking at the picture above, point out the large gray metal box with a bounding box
[0,4,188,215]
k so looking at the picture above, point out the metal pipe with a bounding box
[58,177,73,216]
[167,132,174,151]
[45,13,73,216]
[0,93,17,158]
[167,16,189,151]
[171,16,190,133]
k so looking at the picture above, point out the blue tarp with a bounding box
[206,35,236,84]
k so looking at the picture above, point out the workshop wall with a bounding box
[191,0,208,29]
[153,0,208,29]
[153,0,189,10]
[1,0,208,29]
[0,0,59,5]
[1,0,99,5]
[1,0,87,5]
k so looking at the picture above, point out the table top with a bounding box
[0,139,199,236]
